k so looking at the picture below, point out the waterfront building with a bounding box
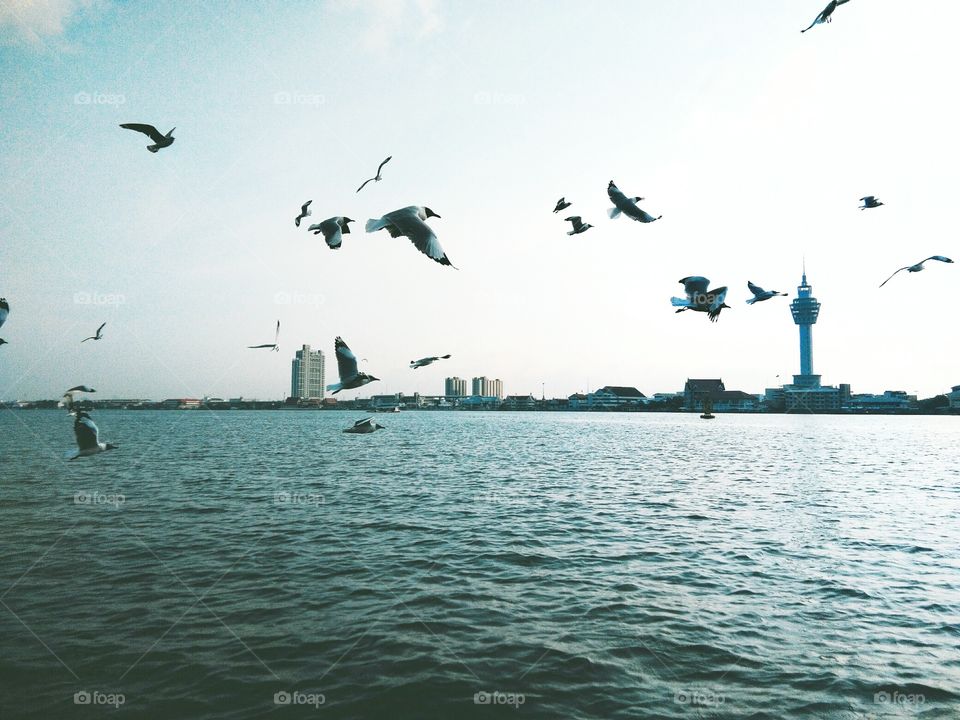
[459,395,500,409]
[568,393,589,409]
[445,377,467,397]
[684,379,725,411]
[471,376,503,399]
[502,394,537,410]
[711,391,760,412]
[949,385,960,410]
[846,391,917,412]
[290,345,325,400]
[585,386,646,409]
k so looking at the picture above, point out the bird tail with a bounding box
[326,383,343,393]
[365,218,387,233]
[746,297,757,305]
[567,229,577,235]
[607,207,622,219]
[147,145,159,153]
[670,297,690,307]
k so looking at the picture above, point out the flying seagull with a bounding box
[0,297,7,345]
[70,410,118,459]
[356,156,392,193]
[59,385,96,410]
[553,197,572,213]
[295,200,312,227]
[565,216,593,235]
[746,281,788,305]
[308,216,354,250]
[671,276,730,322]
[410,354,451,369]
[879,256,954,288]
[366,206,454,267]
[343,417,386,434]
[248,321,280,351]
[802,0,851,33]
[327,337,379,394]
[119,123,175,153]
[82,322,106,343]
[860,195,883,210]
[0,339,7,347]
[607,181,661,223]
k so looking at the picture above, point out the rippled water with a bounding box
[1,410,959,719]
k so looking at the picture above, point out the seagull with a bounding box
[59,385,96,410]
[343,417,386,434]
[801,0,851,32]
[564,216,593,235]
[70,410,118,458]
[308,216,354,250]
[553,197,572,213]
[81,322,106,343]
[295,200,312,227]
[671,276,730,322]
[356,156,392,193]
[248,321,280,351]
[607,181,661,223]
[860,195,884,210]
[327,337,379,394]
[0,339,7,346]
[365,206,454,267]
[0,297,7,345]
[746,281,788,305]
[879,256,954,288]
[119,123,175,153]
[410,354,451,369]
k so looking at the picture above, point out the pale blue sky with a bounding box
[1,0,958,401]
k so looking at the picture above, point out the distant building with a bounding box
[445,377,467,397]
[502,394,537,410]
[459,395,500,409]
[471,376,503,399]
[162,398,201,409]
[711,390,760,412]
[684,379,725,411]
[291,345,325,400]
[586,386,646,409]
[567,393,589,409]
[949,385,960,410]
[846,391,917,412]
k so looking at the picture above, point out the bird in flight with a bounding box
[564,216,593,235]
[59,385,96,410]
[343,417,386,434]
[82,322,106,343]
[671,276,730,322]
[308,217,354,250]
[295,200,312,227]
[70,410,118,459]
[0,297,8,345]
[879,256,953,288]
[119,123,175,153]
[746,281,787,305]
[327,337,379,394]
[356,156,392,193]
[410,354,451,369]
[607,181,661,223]
[860,195,884,210]
[366,206,454,267]
[248,321,280,351]
[802,0,851,33]
[553,197,571,213]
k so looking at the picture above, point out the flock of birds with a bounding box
[2,0,955,455]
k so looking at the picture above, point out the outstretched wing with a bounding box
[747,281,766,297]
[680,276,710,298]
[318,218,343,249]
[0,298,8,328]
[354,417,373,428]
[96,322,106,336]
[356,177,374,193]
[565,216,582,229]
[925,255,953,264]
[376,156,392,175]
[708,287,728,321]
[248,344,276,349]
[74,416,100,451]
[335,337,359,382]
[879,267,909,288]
[119,123,165,142]
[384,207,453,266]
[274,321,280,345]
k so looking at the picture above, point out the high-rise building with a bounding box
[445,377,467,397]
[790,267,822,388]
[291,345,325,399]
[489,378,503,399]
[471,376,503,398]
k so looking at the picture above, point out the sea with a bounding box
[1,410,958,719]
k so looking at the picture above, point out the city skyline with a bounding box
[2,1,959,402]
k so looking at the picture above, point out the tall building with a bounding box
[790,267,822,388]
[445,376,467,397]
[489,378,503,400]
[471,376,487,396]
[291,345,325,400]
[472,376,503,399]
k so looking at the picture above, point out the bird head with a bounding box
[424,207,441,219]
[441,354,451,359]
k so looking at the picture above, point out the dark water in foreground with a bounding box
[1,410,958,719]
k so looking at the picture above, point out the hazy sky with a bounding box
[2,0,958,401]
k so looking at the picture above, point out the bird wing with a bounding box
[335,337,359,382]
[708,287,728,321]
[376,156,392,175]
[680,276,710,297]
[635,208,659,223]
[356,177,375,193]
[74,416,100,451]
[274,321,280,345]
[248,344,276,349]
[860,196,875,203]
[66,385,93,393]
[0,299,8,328]
[301,200,312,215]
[119,123,165,142]
[319,218,343,249]
[384,207,453,266]
[747,281,766,297]
[565,216,582,228]
[925,255,953,264]
[879,267,909,287]
[607,182,633,209]
[96,322,106,336]
[354,417,373,427]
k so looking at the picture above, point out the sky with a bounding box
[1,0,959,401]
